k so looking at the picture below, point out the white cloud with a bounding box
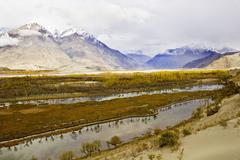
[0,0,240,55]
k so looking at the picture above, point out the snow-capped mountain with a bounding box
[124,50,151,65]
[146,46,220,69]
[0,24,138,72]
[0,23,73,70]
[55,27,138,71]
[0,32,19,47]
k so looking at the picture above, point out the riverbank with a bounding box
[78,94,240,160]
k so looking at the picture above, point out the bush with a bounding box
[31,156,38,160]
[219,120,227,128]
[59,151,74,160]
[192,107,204,119]
[158,130,179,148]
[182,128,192,136]
[148,154,155,160]
[81,140,101,156]
[108,136,121,147]
[154,128,162,135]
[206,105,220,116]
[237,112,240,117]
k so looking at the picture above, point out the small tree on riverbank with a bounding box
[108,136,122,147]
[158,130,179,148]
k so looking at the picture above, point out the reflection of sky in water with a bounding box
[0,84,222,107]
[0,99,212,160]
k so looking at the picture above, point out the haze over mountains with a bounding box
[0,23,239,72]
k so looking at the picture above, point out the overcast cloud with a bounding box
[1,0,240,55]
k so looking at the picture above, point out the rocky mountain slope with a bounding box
[55,28,138,71]
[183,52,221,68]
[0,23,73,70]
[206,52,240,69]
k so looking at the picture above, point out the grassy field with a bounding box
[0,70,229,102]
[0,67,55,75]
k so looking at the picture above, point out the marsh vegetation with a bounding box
[0,70,238,160]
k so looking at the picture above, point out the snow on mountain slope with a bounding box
[55,28,138,71]
[0,23,73,70]
[0,32,19,47]
[206,52,240,69]
[146,46,218,69]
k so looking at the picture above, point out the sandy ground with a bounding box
[132,118,240,160]
[181,119,240,160]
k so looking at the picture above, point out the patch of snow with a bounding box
[59,27,97,42]
[0,32,19,47]
[17,29,42,37]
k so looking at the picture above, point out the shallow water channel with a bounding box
[0,99,213,160]
[0,84,223,107]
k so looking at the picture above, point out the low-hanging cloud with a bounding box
[0,0,240,55]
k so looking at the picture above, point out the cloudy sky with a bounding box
[1,0,240,55]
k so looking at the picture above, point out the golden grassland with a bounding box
[0,68,55,75]
[0,70,229,101]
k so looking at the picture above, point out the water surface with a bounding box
[0,99,212,160]
[0,84,222,107]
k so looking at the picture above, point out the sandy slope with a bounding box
[132,119,240,160]
[181,119,240,160]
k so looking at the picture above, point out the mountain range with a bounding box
[145,46,238,69]
[0,23,138,72]
[0,23,239,72]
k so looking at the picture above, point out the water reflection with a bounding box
[0,99,212,160]
[0,84,222,107]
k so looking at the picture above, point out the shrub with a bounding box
[158,130,179,148]
[206,105,220,116]
[219,120,227,128]
[192,107,204,119]
[182,128,192,136]
[31,156,38,160]
[108,136,121,147]
[156,154,162,160]
[148,154,155,160]
[59,151,74,160]
[237,112,240,117]
[154,128,162,135]
[81,140,101,156]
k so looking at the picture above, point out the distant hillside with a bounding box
[206,52,240,69]
[184,52,221,68]
[146,46,219,69]
[125,52,151,65]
